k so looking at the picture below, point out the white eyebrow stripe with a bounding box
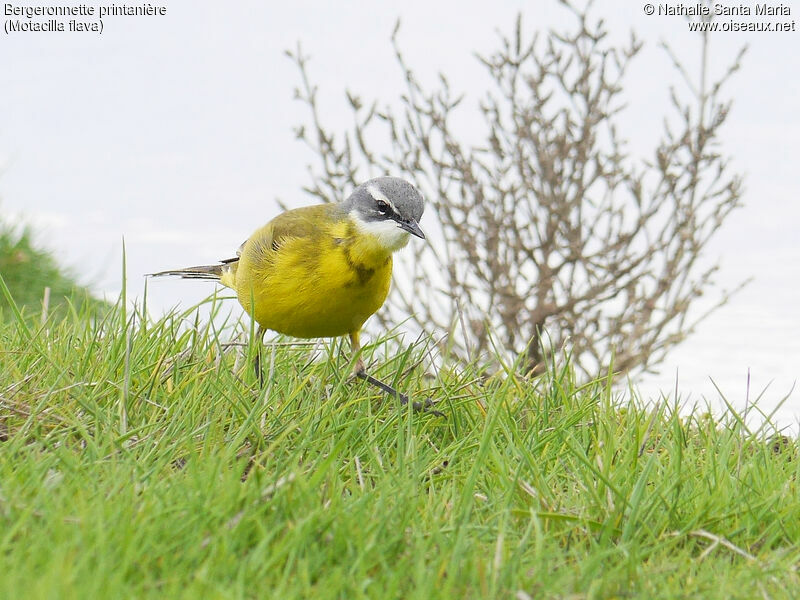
[367,185,398,214]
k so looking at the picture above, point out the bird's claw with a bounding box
[356,371,444,417]
[408,396,444,418]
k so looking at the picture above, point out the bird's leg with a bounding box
[253,326,267,386]
[348,332,442,416]
[350,331,367,379]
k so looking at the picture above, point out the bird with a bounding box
[150,176,439,414]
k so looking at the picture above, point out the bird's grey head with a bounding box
[342,177,425,250]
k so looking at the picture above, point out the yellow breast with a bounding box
[229,216,394,339]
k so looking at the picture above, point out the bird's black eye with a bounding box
[376,200,390,214]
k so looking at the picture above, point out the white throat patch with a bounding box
[352,214,410,251]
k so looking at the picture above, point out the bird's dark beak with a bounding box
[398,218,425,240]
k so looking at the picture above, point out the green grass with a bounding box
[0,277,798,599]
[0,220,105,318]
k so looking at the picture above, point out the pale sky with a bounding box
[2,1,798,431]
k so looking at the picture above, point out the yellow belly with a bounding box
[230,228,393,338]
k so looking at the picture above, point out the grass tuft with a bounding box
[0,220,106,319]
[0,289,798,599]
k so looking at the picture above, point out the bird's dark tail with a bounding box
[148,257,238,281]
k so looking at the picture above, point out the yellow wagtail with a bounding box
[151,177,438,413]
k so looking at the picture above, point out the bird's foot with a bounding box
[355,371,443,417]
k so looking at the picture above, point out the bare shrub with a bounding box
[289,2,746,378]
